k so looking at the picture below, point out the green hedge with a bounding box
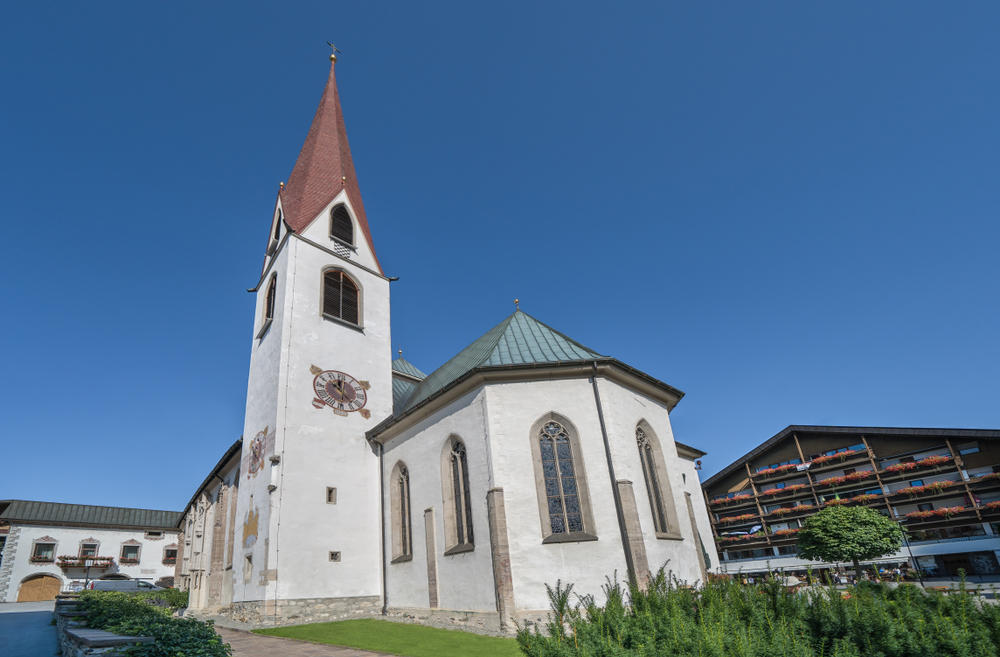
[517,571,1000,657]
[78,590,230,657]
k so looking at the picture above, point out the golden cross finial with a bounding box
[327,41,342,63]
[397,348,403,358]
[514,298,520,310]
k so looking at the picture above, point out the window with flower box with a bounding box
[163,547,178,564]
[31,541,56,562]
[79,541,98,557]
[120,544,140,564]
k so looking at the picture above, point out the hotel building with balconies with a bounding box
[702,426,1000,579]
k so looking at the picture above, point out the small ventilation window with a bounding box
[326,487,337,504]
[322,270,359,325]
[329,551,341,562]
[330,204,354,246]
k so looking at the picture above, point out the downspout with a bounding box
[377,440,388,615]
[590,362,637,586]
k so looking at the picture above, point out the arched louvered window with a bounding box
[635,422,682,539]
[391,462,412,562]
[330,204,353,245]
[263,275,276,323]
[442,437,474,553]
[322,270,359,325]
[273,209,282,241]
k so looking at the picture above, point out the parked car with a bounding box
[87,579,163,592]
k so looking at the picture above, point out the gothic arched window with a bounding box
[322,269,360,325]
[442,437,474,553]
[330,204,354,245]
[391,462,412,562]
[635,422,682,540]
[530,414,596,543]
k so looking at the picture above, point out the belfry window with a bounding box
[322,270,359,325]
[330,204,353,246]
[264,275,276,324]
[442,437,474,553]
[391,462,412,562]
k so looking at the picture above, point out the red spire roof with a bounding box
[279,58,382,274]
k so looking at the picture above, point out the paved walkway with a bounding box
[217,627,393,657]
[0,601,59,657]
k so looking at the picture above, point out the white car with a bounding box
[87,579,163,592]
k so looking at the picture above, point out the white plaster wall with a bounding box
[3,524,178,602]
[594,379,713,582]
[231,224,390,604]
[483,378,630,612]
[381,390,498,612]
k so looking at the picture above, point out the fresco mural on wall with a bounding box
[243,426,275,479]
[242,507,259,550]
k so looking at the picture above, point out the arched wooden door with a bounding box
[17,574,62,602]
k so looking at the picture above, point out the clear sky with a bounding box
[2,2,998,511]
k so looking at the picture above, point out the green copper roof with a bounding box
[0,500,182,530]
[391,357,426,380]
[403,310,604,411]
[392,377,419,413]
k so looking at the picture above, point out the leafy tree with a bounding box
[796,505,903,581]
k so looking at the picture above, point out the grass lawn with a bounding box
[254,618,522,657]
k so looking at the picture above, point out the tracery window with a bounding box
[442,437,474,553]
[637,427,668,533]
[391,462,412,562]
[540,421,583,534]
[322,269,359,325]
[330,204,353,245]
[634,422,682,539]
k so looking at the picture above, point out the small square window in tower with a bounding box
[326,487,337,504]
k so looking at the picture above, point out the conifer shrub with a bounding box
[78,590,230,656]
[516,570,1000,657]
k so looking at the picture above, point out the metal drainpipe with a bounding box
[377,440,389,614]
[590,362,637,586]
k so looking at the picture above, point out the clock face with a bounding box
[313,369,369,415]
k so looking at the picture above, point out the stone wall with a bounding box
[385,606,550,636]
[223,595,381,626]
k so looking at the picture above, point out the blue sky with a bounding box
[2,2,998,510]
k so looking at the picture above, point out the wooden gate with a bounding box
[17,574,62,601]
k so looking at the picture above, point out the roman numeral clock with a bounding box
[310,364,371,418]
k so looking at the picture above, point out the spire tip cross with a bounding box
[326,41,342,62]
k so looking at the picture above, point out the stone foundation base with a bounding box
[385,606,550,636]
[220,595,381,627]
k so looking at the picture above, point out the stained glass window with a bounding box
[540,421,583,533]
[398,465,412,558]
[450,440,474,546]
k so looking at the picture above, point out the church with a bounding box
[175,53,716,633]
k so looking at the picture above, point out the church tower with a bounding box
[232,52,391,618]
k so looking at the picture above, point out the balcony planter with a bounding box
[163,558,177,565]
[119,558,140,565]
[849,493,882,504]
[56,555,115,569]
[904,505,968,520]
[29,557,55,564]
[718,513,757,524]
[710,494,752,506]
[893,481,958,497]
[816,471,875,488]
[759,484,807,497]
[769,505,815,516]
[770,528,801,538]
[969,473,1000,485]
[754,464,799,478]
[883,455,952,475]
[810,449,865,467]
[717,532,766,544]
[824,498,850,507]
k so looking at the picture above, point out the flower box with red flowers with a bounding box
[755,464,799,478]
[717,532,766,544]
[162,557,177,565]
[824,498,850,507]
[119,558,140,565]
[710,494,752,506]
[816,471,875,487]
[884,455,952,474]
[970,472,1000,484]
[894,480,956,497]
[30,556,55,563]
[850,493,881,504]
[56,555,115,568]
[719,513,757,524]
[904,505,967,520]
[982,500,1000,511]
[810,449,864,467]
[771,528,801,537]
[769,505,815,516]
[759,484,807,497]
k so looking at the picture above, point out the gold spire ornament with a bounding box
[327,41,341,63]
[514,298,520,310]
